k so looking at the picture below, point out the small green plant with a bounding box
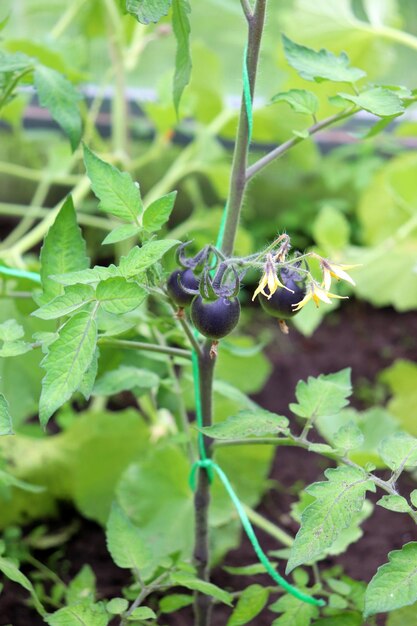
[1,1,417,625]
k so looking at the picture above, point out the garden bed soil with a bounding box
[1,300,417,625]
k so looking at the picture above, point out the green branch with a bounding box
[246,108,358,181]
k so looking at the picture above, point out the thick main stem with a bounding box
[193,343,215,626]
[192,4,267,626]
[221,0,267,256]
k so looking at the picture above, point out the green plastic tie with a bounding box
[189,459,325,608]
[0,265,41,284]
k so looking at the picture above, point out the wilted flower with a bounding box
[252,253,293,301]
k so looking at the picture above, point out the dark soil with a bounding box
[1,300,417,626]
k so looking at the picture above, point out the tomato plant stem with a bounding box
[220,0,267,257]
[192,4,267,625]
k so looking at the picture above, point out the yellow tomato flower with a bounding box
[320,260,358,292]
[252,253,293,301]
[292,283,347,311]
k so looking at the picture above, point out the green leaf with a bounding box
[271,89,319,116]
[32,285,95,320]
[0,50,32,72]
[143,191,177,232]
[312,616,362,626]
[34,66,82,150]
[365,543,417,616]
[224,563,276,576]
[0,556,45,616]
[286,465,375,572]
[40,196,89,302]
[378,432,417,472]
[126,0,172,24]
[380,360,417,435]
[327,578,351,595]
[199,410,288,440]
[106,502,152,571]
[79,348,99,401]
[290,369,352,420]
[0,341,31,357]
[127,607,156,620]
[46,602,109,626]
[51,266,117,287]
[377,495,411,513]
[66,565,96,605]
[0,319,24,341]
[0,469,45,493]
[72,410,150,523]
[118,240,180,277]
[93,366,159,396]
[282,35,366,84]
[106,598,129,615]
[96,277,146,314]
[106,598,129,614]
[387,603,417,626]
[312,205,350,253]
[0,394,13,436]
[332,422,364,451]
[338,87,404,117]
[159,593,193,613]
[269,592,319,626]
[83,146,143,223]
[52,240,179,287]
[102,224,141,245]
[172,0,192,114]
[410,490,417,509]
[226,584,269,626]
[171,572,233,606]
[39,310,98,427]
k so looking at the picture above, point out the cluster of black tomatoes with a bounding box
[166,244,307,342]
